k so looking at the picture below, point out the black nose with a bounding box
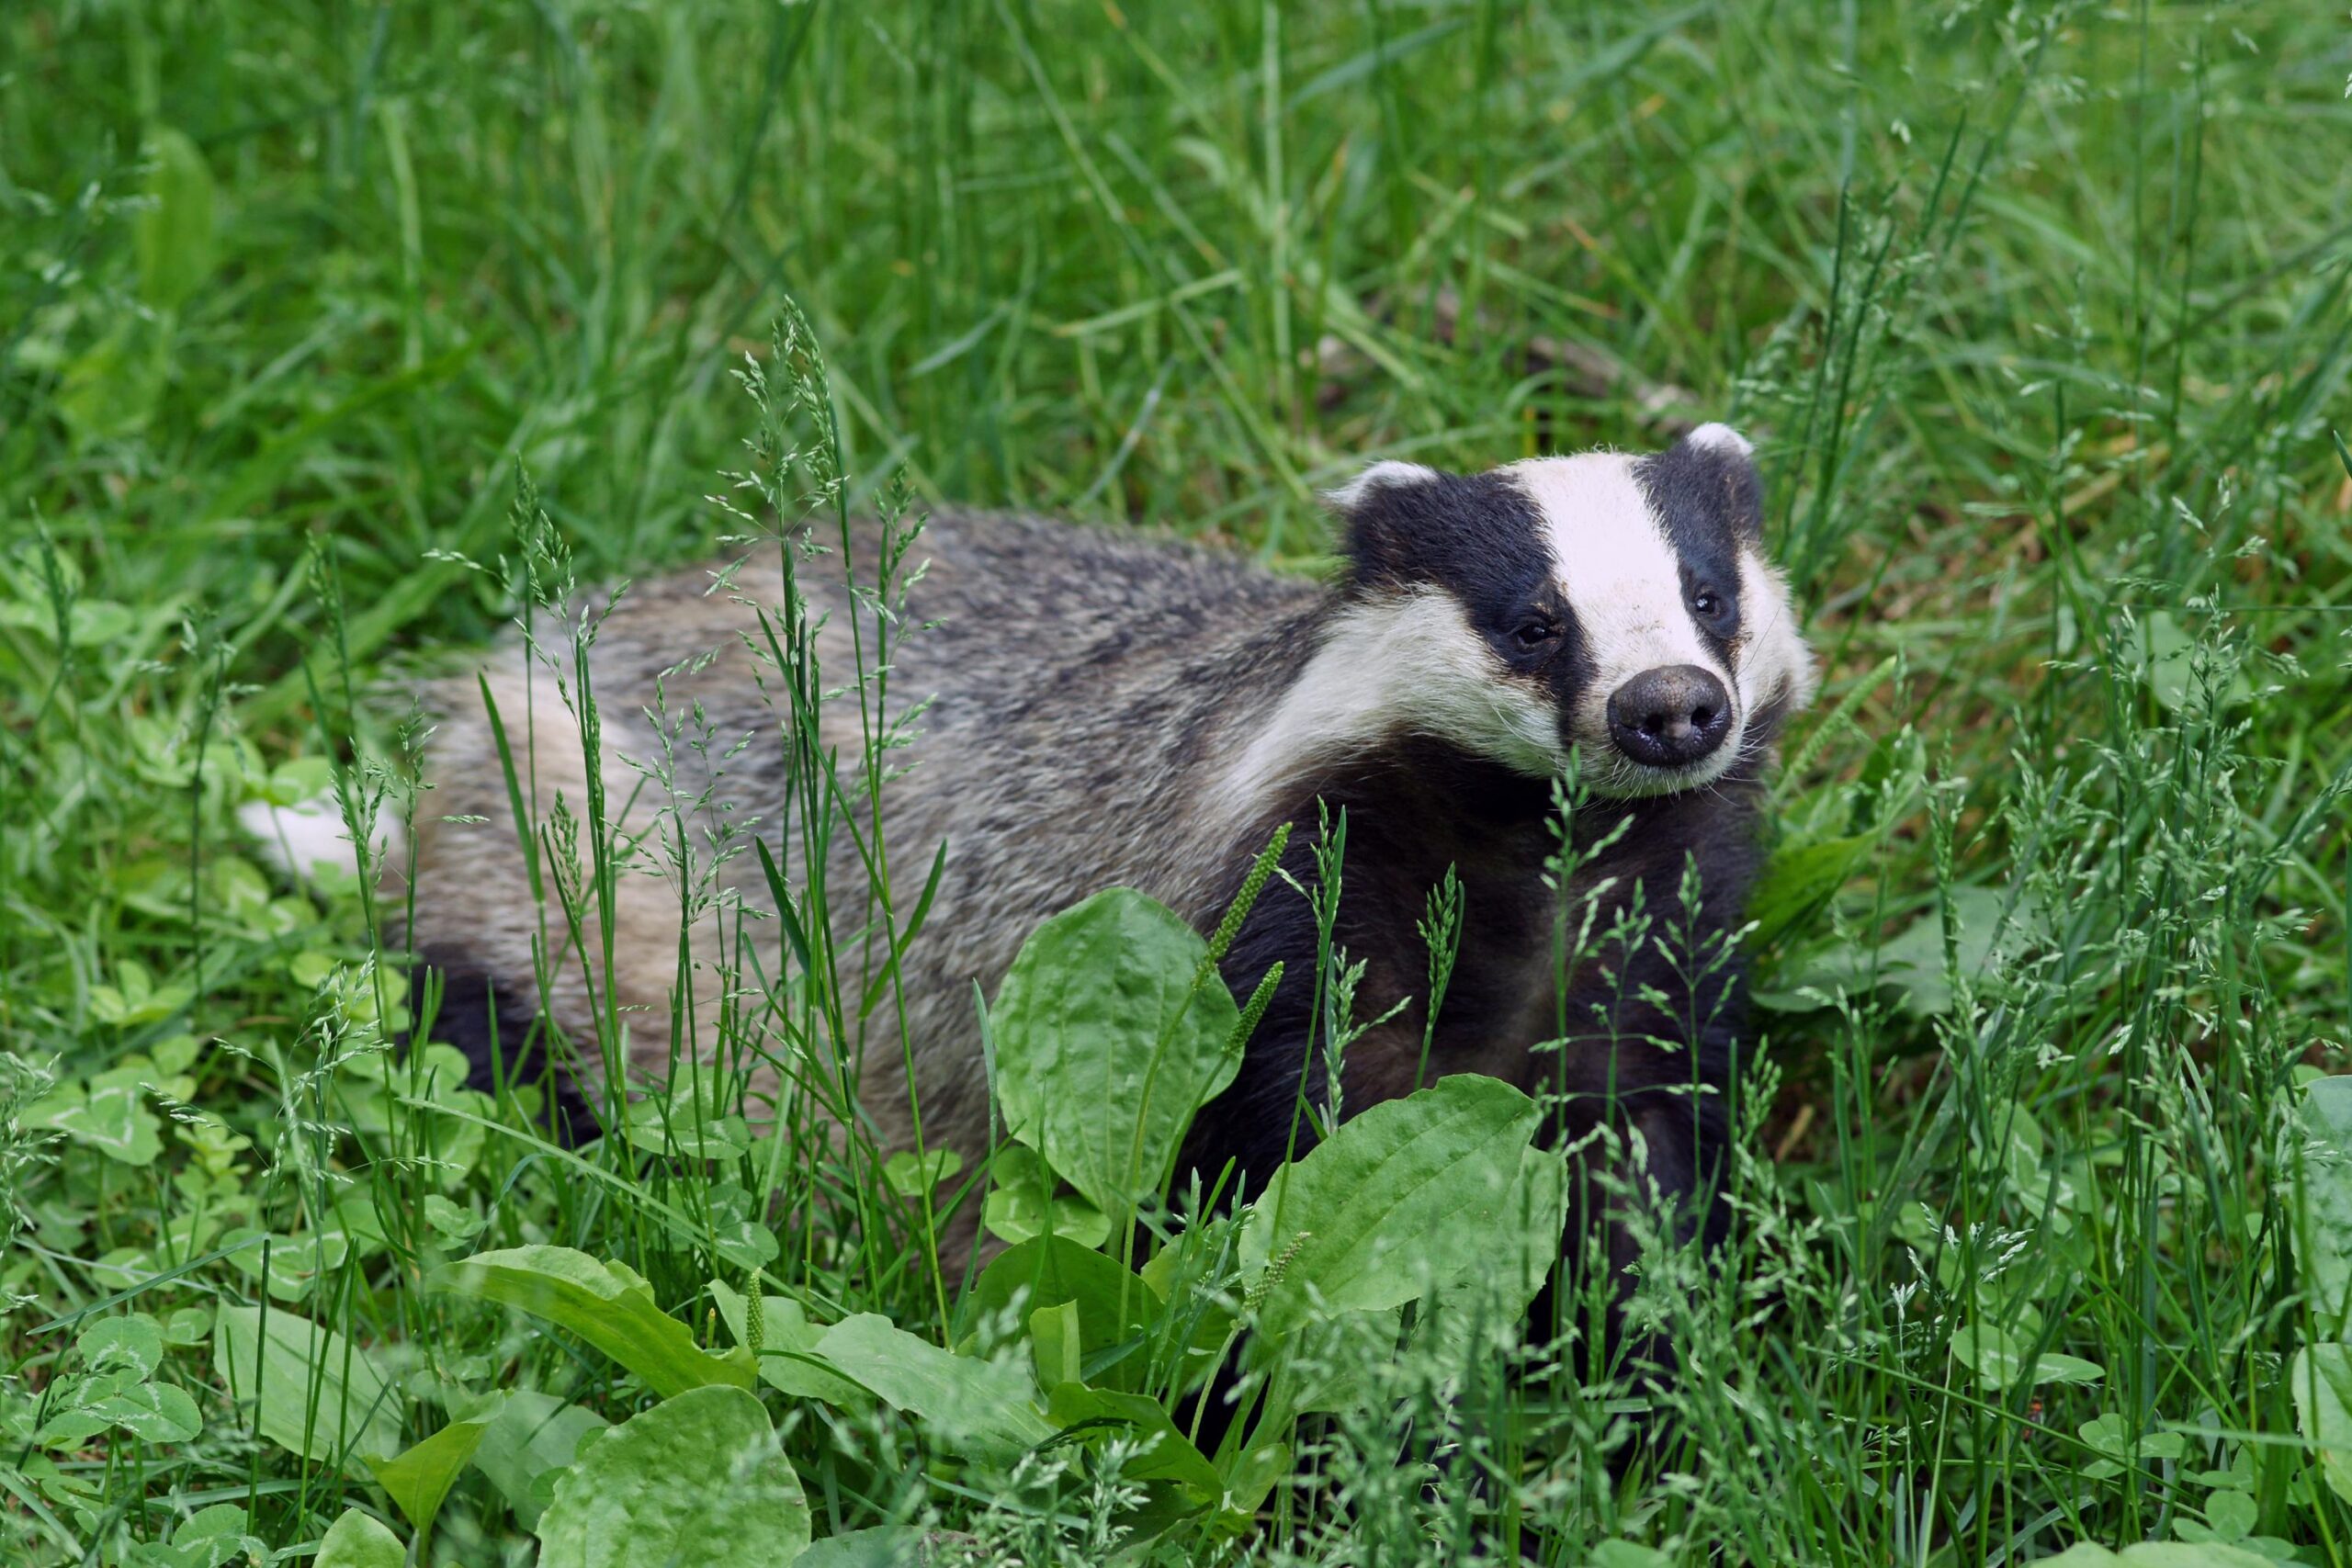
[1606,664,1733,768]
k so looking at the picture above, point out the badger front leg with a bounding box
[1538,1069,1732,1396]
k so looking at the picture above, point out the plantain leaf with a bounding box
[1239,1075,1543,1337]
[792,1529,934,1567]
[961,1235,1161,1391]
[1949,1321,2024,1388]
[368,1399,501,1541]
[536,1386,808,1568]
[427,1246,754,1398]
[314,1509,404,1568]
[2295,1075,2352,1336]
[470,1392,607,1531]
[1747,831,1874,952]
[990,887,1243,1214]
[810,1314,1052,1460]
[1046,1382,1222,1500]
[707,1279,865,1406]
[2026,1541,2277,1566]
[2293,1343,2352,1507]
[135,127,218,310]
[211,1305,402,1472]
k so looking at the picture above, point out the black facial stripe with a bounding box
[1339,467,1600,760]
[1343,468,1566,648]
[1632,439,1762,672]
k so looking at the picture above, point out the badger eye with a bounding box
[1692,589,1727,619]
[1512,619,1558,650]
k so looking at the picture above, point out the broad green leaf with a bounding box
[2028,1543,2275,1567]
[623,1077,752,1161]
[314,1508,405,1568]
[665,1182,778,1272]
[1046,1382,1222,1501]
[1239,1075,1544,1336]
[1450,1142,1569,1314]
[219,1227,350,1302]
[1783,885,2021,1017]
[32,1404,113,1450]
[2077,1413,2186,1465]
[2031,1352,2107,1385]
[164,1306,212,1346]
[1031,1301,1082,1389]
[368,1401,499,1540]
[136,128,218,310]
[211,1305,402,1471]
[707,1279,866,1406]
[2293,1344,2352,1506]
[2143,610,2250,715]
[2198,1490,2258,1542]
[428,1246,753,1398]
[1949,1322,2022,1388]
[1747,831,1873,952]
[28,1078,164,1166]
[2294,1075,2352,1335]
[962,1235,1160,1391]
[811,1314,1052,1460]
[980,1180,1112,1249]
[1590,1545,1674,1568]
[79,1313,164,1379]
[793,1529,932,1567]
[1220,1437,1291,1517]
[1949,1309,2101,1388]
[882,1147,964,1198]
[89,1382,203,1443]
[167,1505,261,1568]
[471,1392,608,1531]
[57,318,172,443]
[991,888,1244,1213]
[1267,1306,1398,1418]
[0,597,141,647]
[424,1194,484,1242]
[537,1386,809,1568]
[173,1506,247,1541]
[1406,1144,1572,1382]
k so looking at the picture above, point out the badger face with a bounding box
[1310,425,1815,801]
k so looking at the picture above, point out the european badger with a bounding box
[286,425,1812,1321]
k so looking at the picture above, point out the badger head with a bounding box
[1274,426,1815,802]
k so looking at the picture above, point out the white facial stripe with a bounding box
[1735,548,1816,717]
[1509,451,1714,692]
[1213,588,1562,819]
[1508,453,1756,795]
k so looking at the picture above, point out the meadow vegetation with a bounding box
[4,2,2351,1563]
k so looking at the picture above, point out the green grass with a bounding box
[5,0,2352,1562]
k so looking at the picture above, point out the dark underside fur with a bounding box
[1183,730,1773,1344]
[415,951,599,1146]
[1166,725,1781,1456]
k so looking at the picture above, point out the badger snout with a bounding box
[1606,664,1732,769]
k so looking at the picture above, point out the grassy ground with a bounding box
[5,0,2352,1562]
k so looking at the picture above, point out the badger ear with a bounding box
[1682,422,1754,459]
[1658,422,1764,540]
[1321,458,1442,515]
